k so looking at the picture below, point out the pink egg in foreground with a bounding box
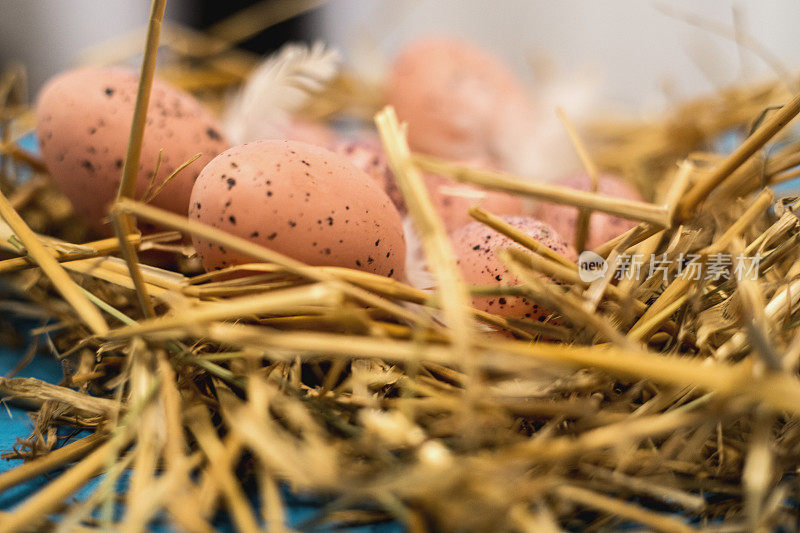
[532,173,643,250]
[452,216,576,321]
[36,67,229,233]
[387,36,533,163]
[189,140,406,279]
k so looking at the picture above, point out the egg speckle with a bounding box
[452,216,576,320]
[531,173,643,250]
[189,140,406,278]
[387,36,533,163]
[35,67,229,233]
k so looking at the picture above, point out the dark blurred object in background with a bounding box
[0,0,321,102]
[187,0,318,55]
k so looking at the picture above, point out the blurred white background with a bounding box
[2,0,799,112]
[0,0,190,100]
[317,0,800,111]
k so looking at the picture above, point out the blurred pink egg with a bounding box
[387,36,533,163]
[331,138,406,214]
[422,159,526,234]
[277,117,335,146]
[532,173,643,250]
[425,174,526,234]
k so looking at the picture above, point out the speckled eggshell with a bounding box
[386,36,533,162]
[331,138,406,214]
[424,171,526,234]
[36,67,229,233]
[531,173,643,250]
[452,216,576,320]
[189,140,406,279]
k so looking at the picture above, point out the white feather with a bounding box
[224,42,341,144]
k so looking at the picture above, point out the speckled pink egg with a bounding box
[331,138,406,214]
[387,36,533,162]
[425,174,526,234]
[531,173,643,250]
[453,216,576,320]
[189,140,406,279]
[36,67,229,233]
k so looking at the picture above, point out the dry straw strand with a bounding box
[0,190,108,334]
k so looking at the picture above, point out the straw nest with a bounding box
[2,2,800,532]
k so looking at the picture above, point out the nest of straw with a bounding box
[2,3,800,532]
